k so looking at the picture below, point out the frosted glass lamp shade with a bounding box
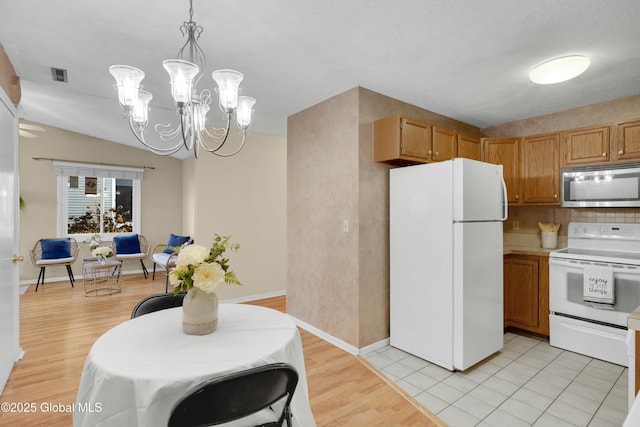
[212,69,244,113]
[529,55,591,85]
[163,59,199,105]
[109,65,145,109]
[192,103,210,134]
[236,96,256,130]
[131,90,153,126]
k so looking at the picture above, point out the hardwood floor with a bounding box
[0,274,443,426]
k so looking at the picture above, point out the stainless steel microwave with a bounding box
[561,162,640,207]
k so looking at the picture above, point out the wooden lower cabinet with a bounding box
[504,254,549,336]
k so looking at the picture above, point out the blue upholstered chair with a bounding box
[112,234,150,279]
[29,238,79,291]
[151,233,191,292]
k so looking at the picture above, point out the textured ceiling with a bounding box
[1,0,639,158]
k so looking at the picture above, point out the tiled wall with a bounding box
[505,206,640,236]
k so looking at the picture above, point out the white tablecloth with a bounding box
[74,304,316,426]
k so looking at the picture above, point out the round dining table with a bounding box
[74,303,316,426]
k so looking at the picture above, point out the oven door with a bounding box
[549,257,640,326]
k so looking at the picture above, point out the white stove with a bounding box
[549,222,640,367]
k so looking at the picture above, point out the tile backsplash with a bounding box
[505,206,640,236]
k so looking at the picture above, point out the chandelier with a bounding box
[108,0,255,158]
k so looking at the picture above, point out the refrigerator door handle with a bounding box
[500,177,508,221]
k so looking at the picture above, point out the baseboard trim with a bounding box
[221,290,287,304]
[359,338,391,355]
[288,315,360,355]
[20,268,148,294]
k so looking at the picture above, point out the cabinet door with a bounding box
[432,126,457,161]
[400,117,432,160]
[521,133,560,204]
[614,119,640,162]
[482,138,521,204]
[505,257,539,328]
[457,134,481,161]
[563,125,610,165]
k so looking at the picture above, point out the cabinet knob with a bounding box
[554,194,558,199]
[602,153,607,157]
[435,152,439,156]
[428,150,433,155]
[619,150,624,155]
[515,194,519,200]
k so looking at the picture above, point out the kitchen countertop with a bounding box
[629,306,640,331]
[503,232,567,257]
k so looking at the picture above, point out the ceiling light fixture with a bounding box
[529,55,591,85]
[108,0,255,158]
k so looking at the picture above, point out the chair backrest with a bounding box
[29,238,79,265]
[131,293,186,319]
[112,234,150,257]
[168,363,299,427]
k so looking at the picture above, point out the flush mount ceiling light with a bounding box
[109,0,256,158]
[529,55,591,85]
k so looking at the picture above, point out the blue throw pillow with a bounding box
[41,239,71,259]
[164,233,190,254]
[114,234,141,254]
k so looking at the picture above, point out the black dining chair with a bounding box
[131,293,186,319]
[168,363,299,427]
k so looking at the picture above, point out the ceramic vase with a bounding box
[182,287,218,335]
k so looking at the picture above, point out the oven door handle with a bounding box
[589,302,615,310]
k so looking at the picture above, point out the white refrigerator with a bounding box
[390,158,507,371]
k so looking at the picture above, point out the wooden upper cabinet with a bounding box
[563,125,611,166]
[373,115,432,163]
[613,119,640,162]
[521,132,560,204]
[431,126,457,161]
[482,137,521,204]
[457,134,481,161]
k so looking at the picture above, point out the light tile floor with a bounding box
[362,333,629,427]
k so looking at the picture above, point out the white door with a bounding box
[0,88,21,394]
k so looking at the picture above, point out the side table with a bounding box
[83,257,122,296]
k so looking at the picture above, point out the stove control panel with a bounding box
[568,222,640,241]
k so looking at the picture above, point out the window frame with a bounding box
[54,161,143,241]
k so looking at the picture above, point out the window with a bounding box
[55,161,143,239]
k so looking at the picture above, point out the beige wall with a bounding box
[186,131,287,301]
[482,94,640,137]
[287,88,361,345]
[19,122,183,284]
[287,87,483,349]
[19,122,287,302]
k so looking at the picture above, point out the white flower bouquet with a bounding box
[92,246,113,258]
[170,235,241,294]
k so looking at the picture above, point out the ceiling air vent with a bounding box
[51,67,68,82]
